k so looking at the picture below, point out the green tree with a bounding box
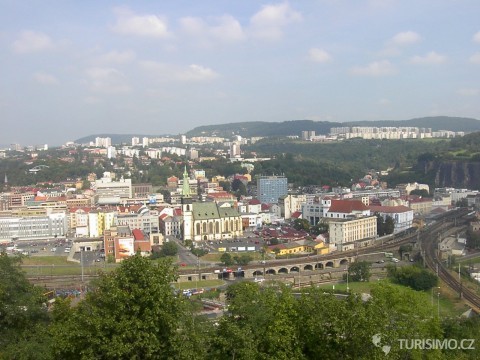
[160,241,178,257]
[50,255,208,359]
[386,264,438,291]
[0,253,53,359]
[220,252,234,266]
[376,214,385,236]
[293,218,310,232]
[384,215,395,235]
[234,254,253,266]
[347,261,371,282]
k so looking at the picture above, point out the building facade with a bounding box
[257,175,288,204]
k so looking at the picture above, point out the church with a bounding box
[181,167,243,242]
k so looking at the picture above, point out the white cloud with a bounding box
[33,72,59,85]
[85,67,130,93]
[473,31,480,43]
[96,50,136,65]
[469,52,480,64]
[410,51,447,65]
[390,31,421,46]
[308,48,332,63]
[140,61,219,82]
[379,31,421,57]
[180,15,245,43]
[350,60,396,76]
[111,7,170,38]
[178,64,219,82]
[249,2,302,40]
[13,30,54,53]
[457,88,479,96]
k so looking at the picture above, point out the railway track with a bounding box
[422,212,480,311]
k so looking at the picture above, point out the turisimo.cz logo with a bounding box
[372,333,475,355]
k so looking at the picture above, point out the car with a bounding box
[64,247,71,253]
[180,262,186,267]
[391,258,400,263]
[51,247,57,252]
[376,260,385,264]
[30,249,39,253]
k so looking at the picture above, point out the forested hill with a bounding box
[74,116,480,144]
[186,116,480,137]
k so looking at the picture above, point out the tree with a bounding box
[384,215,395,235]
[376,214,385,236]
[0,253,53,359]
[234,254,253,266]
[347,261,371,282]
[50,255,208,359]
[160,241,178,257]
[466,229,480,250]
[293,218,310,232]
[386,264,438,291]
[410,189,431,197]
[220,252,234,266]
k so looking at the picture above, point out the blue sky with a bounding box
[1,0,480,146]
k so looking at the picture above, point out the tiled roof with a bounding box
[132,229,145,240]
[328,199,368,213]
[368,205,412,213]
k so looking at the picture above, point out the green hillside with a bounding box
[186,116,480,137]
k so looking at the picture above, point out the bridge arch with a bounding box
[290,266,300,273]
[325,261,334,268]
[340,259,349,266]
[266,269,276,275]
[315,263,324,270]
[303,264,313,271]
[253,270,263,276]
[278,267,289,274]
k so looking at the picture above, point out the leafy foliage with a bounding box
[50,255,207,359]
[0,253,52,359]
[387,264,439,291]
[347,261,371,282]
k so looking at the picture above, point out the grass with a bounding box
[21,256,72,266]
[316,279,467,317]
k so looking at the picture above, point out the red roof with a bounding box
[368,205,412,213]
[261,203,270,211]
[328,199,369,213]
[249,199,261,205]
[291,211,302,219]
[132,229,145,240]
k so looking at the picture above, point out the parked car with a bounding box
[51,247,57,252]
[391,258,400,263]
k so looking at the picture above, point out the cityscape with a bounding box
[2,1,480,359]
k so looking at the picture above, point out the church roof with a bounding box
[192,202,240,220]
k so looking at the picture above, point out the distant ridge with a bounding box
[186,116,480,137]
[75,116,480,144]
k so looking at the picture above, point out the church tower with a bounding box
[181,166,193,241]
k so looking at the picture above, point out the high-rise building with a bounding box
[257,175,288,204]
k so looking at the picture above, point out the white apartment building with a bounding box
[328,215,377,251]
[368,205,413,233]
[0,213,67,241]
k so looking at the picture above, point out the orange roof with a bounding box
[368,205,412,213]
[328,199,368,213]
[132,229,145,240]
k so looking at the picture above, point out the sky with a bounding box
[1,0,480,146]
